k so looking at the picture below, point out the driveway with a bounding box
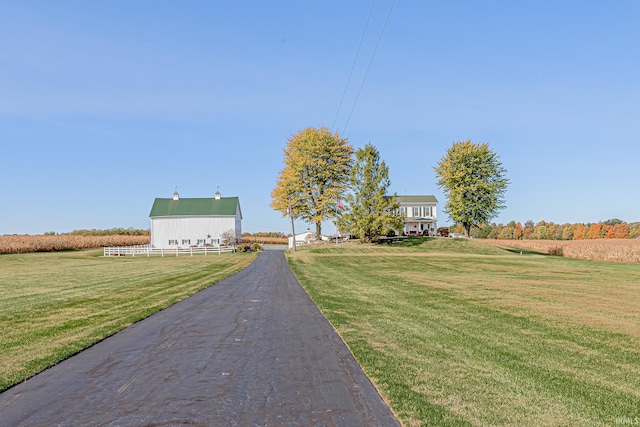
[0,250,399,426]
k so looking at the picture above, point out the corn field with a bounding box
[0,235,151,254]
[241,236,288,245]
[485,238,640,263]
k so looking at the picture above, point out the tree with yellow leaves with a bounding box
[271,127,353,238]
[434,140,509,238]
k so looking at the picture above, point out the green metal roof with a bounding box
[396,195,438,203]
[149,197,241,218]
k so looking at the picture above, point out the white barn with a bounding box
[149,190,242,249]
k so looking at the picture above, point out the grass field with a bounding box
[0,249,256,392]
[288,238,640,426]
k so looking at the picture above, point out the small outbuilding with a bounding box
[288,229,330,249]
[149,189,242,249]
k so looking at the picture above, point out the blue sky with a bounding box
[2,1,638,236]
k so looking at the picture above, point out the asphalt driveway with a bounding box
[0,250,399,426]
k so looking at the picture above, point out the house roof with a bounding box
[396,195,438,203]
[149,197,241,218]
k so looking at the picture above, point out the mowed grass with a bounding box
[0,249,256,392]
[287,238,640,426]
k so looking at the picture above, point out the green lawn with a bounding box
[0,249,256,392]
[288,238,640,427]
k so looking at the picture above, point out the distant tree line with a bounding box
[453,219,640,240]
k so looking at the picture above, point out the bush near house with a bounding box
[235,242,263,252]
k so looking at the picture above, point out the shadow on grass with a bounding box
[383,237,433,247]
[499,246,547,256]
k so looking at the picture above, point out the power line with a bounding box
[331,0,377,130]
[342,0,396,134]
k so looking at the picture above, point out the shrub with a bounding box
[235,243,262,252]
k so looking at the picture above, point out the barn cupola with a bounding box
[173,188,179,200]
[215,186,221,200]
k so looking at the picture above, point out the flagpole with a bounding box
[336,197,344,246]
[289,200,296,252]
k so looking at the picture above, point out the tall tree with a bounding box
[434,140,509,237]
[271,126,353,238]
[586,222,603,239]
[573,224,587,240]
[337,143,403,242]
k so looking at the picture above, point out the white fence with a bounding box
[104,244,235,257]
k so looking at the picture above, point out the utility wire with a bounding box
[342,0,396,134]
[331,0,377,130]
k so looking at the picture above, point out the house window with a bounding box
[210,238,220,245]
[413,207,421,217]
[399,207,406,216]
[182,239,191,245]
[168,239,178,245]
[197,239,206,245]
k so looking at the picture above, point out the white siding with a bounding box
[235,209,242,241]
[151,216,237,248]
[396,201,438,236]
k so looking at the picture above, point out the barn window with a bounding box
[197,239,206,245]
[168,239,178,245]
[182,239,190,245]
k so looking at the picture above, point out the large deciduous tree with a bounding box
[336,143,403,243]
[271,126,353,238]
[434,140,509,237]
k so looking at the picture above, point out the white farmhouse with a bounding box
[149,189,242,248]
[396,195,438,236]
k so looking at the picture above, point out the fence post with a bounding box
[190,247,193,256]
[176,247,179,257]
[147,246,150,257]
